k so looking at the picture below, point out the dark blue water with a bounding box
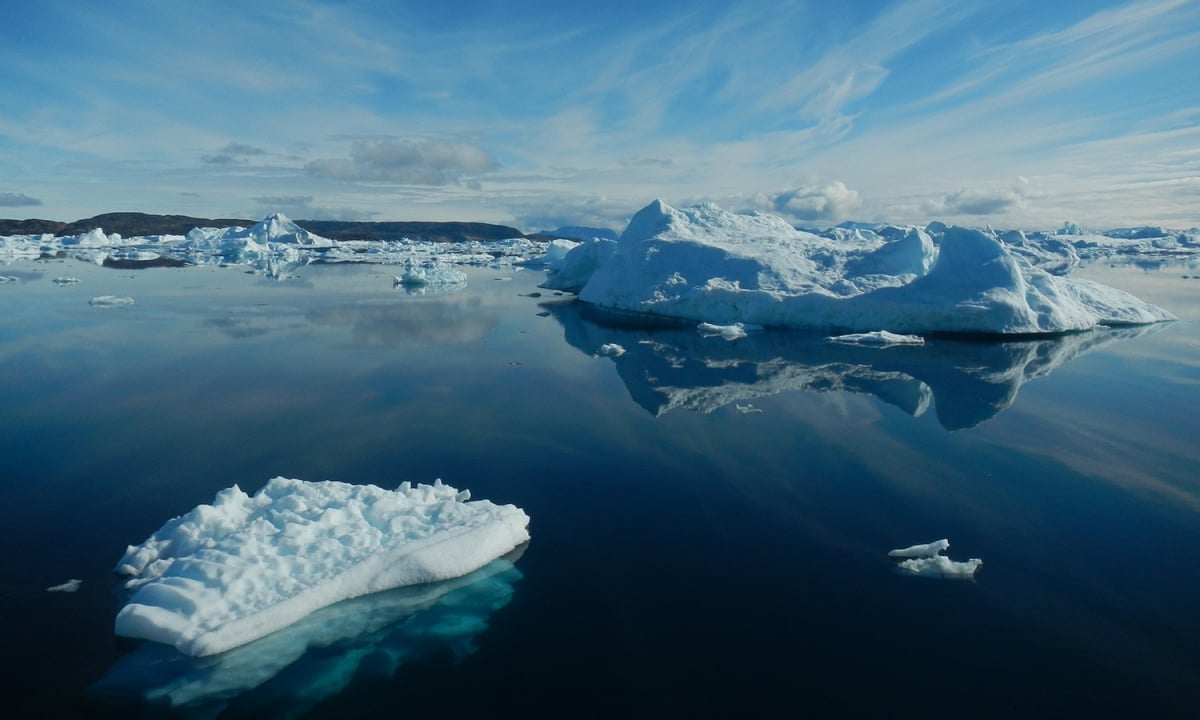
[2,259,1198,718]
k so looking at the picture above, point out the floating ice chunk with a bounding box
[47,579,82,593]
[827,331,925,347]
[888,539,950,558]
[896,555,984,579]
[394,257,468,289]
[0,275,17,283]
[597,343,626,357]
[53,276,81,285]
[89,295,134,306]
[697,322,760,341]
[735,403,763,414]
[889,538,981,579]
[113,477,530,657]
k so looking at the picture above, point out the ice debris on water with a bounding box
[89,296,134,306]
[47,579,82,593]
[889,538,981,579]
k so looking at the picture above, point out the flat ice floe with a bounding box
[546,200,1176,335]
[113,477,530,657]
[89,295,134,306]
[827,331,925,346]
[889,539,981,579]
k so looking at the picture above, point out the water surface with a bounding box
[1,258,1198,718]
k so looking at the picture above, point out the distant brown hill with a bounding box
[0,212,529,244]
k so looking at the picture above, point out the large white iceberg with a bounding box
[113,477,530,657]
[549,200,1175,335]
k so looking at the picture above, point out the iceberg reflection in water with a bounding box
[545,301,1164,430]
[90,553,524,719]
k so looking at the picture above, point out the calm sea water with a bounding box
[1,257,1198,718]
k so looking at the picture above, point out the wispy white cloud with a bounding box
[1,0,1196,228]
[306,139,499,185]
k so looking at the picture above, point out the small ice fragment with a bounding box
[735,404,762,414]
[697,322,759,341]
[827,331,924,347]
[888,539,950,558]
[54,276,81,285]
[1,275,19,284]
[89,295,134,307]
[897,556,983,579]
[889,538,981,580]
[47,579,82,593]
[597,343,626,357]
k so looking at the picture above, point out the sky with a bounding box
[1,0,1197,232]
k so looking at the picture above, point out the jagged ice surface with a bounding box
[113,477,530,657]
[549,200,1175,335]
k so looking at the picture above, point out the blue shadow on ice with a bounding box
[89,551,524,719]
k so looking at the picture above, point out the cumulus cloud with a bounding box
[925,179,1031,216]
[306,139,499,185]
[0,192,43,207]
[763,180,859,222]
[203,143,268,165]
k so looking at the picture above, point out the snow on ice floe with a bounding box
[113,477,529,657]
[89,295,134,307]
[46,579,82,593]
[827,331,925,347]
[544,200,1176,335]
[889,539,981,579]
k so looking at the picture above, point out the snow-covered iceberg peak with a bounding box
[555,200,1174,335]
[113,477,529,657]
[243,212,333,247]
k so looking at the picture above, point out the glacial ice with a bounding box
[546,200,1177,335]
[113,477,530,657]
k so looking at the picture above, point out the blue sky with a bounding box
[1,0,1197,231]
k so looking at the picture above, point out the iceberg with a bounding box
[889,539,981,579]
[113,477,530,657]
[393,256,468,292]
[550,200,1175,335]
